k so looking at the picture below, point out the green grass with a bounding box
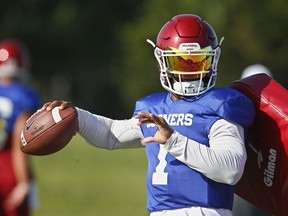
[31,135,149,216]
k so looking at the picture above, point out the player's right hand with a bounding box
[135,112,174,144]
[40,100,75,111]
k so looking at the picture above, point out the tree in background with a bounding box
[1,0,288,118]
[117,0,288,112]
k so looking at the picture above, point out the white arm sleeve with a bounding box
[76,108,144,150]
[163,119,247,185]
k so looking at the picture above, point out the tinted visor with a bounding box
[164,46,213,79]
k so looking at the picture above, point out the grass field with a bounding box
[30,135,149,216]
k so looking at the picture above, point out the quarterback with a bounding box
[42,14,255,215]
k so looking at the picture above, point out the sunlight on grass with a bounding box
[31,135,149,216]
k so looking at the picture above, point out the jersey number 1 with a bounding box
[152,145,168,185]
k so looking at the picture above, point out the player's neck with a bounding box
[171,93,181,101]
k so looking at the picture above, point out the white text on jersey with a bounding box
[147,113,193,128]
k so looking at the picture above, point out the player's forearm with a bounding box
[12,112,31,185]
[76,108,143,149]
[164,119,246,185]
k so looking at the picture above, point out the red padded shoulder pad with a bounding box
[229,74,288,216]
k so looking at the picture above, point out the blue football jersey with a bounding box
[0,81,41,150]
[133,88,255,212]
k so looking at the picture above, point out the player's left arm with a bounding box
[164,119,246,185]
[136,112,246,185]
[7,111,32,208]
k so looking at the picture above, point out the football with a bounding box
[20,106,78,156]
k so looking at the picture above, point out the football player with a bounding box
[0,39,41,216]
[42,14,255,216]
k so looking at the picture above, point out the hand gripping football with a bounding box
[21,106,78,156]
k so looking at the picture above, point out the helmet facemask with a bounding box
[0,58,28,79]
[152,42,221,97]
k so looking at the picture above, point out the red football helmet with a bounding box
[148,14,223,96]
[0,39,30,79]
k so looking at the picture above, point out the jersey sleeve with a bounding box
[77,108,144,149]
[133,92,168,116]
[216,88,255,128]
[213,88,255,129]
[164,119,246,185]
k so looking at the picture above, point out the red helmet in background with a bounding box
[148,14,223,96]
[0,39,30,79]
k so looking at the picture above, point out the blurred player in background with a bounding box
[0,39,41,216]
[42,14,255,215]
[232,64,273,216]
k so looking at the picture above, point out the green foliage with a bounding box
[116,0,288,100]
[1,0,288,117]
